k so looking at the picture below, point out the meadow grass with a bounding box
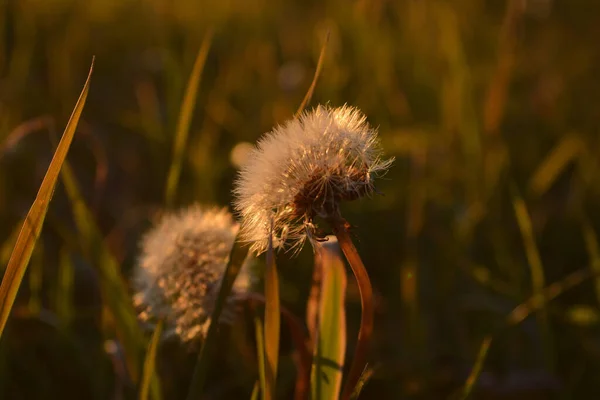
[2,0,600,399]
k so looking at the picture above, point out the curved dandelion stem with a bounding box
[328,215,373,400]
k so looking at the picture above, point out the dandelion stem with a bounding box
[328,215,373,400]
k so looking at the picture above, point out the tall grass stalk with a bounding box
[185,236,249,400]
[165,29,214,207]
[0,58,93,338]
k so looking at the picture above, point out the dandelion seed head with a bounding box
[132,205,252,342]
[233,105,394,255]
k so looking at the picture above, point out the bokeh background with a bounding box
[2,0,600,398]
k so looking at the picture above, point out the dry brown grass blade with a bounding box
[295,31,330,117]
[0,58,93,338]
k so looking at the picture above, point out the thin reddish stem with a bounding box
[329,216,374,400]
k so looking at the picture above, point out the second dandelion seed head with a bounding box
[233,105,394,255]
[132,205,252,342]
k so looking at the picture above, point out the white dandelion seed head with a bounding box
[233,104,394,255]
[132,205,252,342]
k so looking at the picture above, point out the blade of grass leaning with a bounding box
[254,315,268,400]
[311,236,347,400]
[264,226,280,400]
[528,134,583,197]
[186,236,249,400]
[139,320,164,400]
[250,382,260,400]
[295,31,329,117]
[60,161,147,385]
[0,58,93,338]
[164,28,214,207]
[455,336,493,400]
[350,364,377,400]
[511,186,554,370]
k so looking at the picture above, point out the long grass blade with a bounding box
[60,160,146,384]
[350,364,377,400]
[139,320,164,400]
[511,187,553,369]
[186,236,249,400]
[250,381,260,400]
[295,31,330,117]
[311,237,347,400]
[264,226,280,400]
[0,58,93,338]
[528,134,583,197]
[165,29,214,206]
[254,315,268,400]
[455,336,493,400]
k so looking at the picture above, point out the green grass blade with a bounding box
[528,134,583,197]
[455,336,493,400]
[0,58,93,338]
[186,236,249,400]
[59,160,147,384]
[350,365,376,400]
[164,29,214,207]
[250,381,260,400]
[139,320,164,400]
[264,228,280,400]
[254,315,267,400]
[511,187,553,369]
[56,246,74,326]
[311,237,347,400]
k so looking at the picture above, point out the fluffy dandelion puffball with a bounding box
[233,105,394,255]
[132,205,252,342]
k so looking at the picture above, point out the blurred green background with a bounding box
[2,0,600,398]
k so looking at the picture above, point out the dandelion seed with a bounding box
[132,205,252,342]
[233,105,394,254]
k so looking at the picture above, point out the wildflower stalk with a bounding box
[327,214,373,400]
